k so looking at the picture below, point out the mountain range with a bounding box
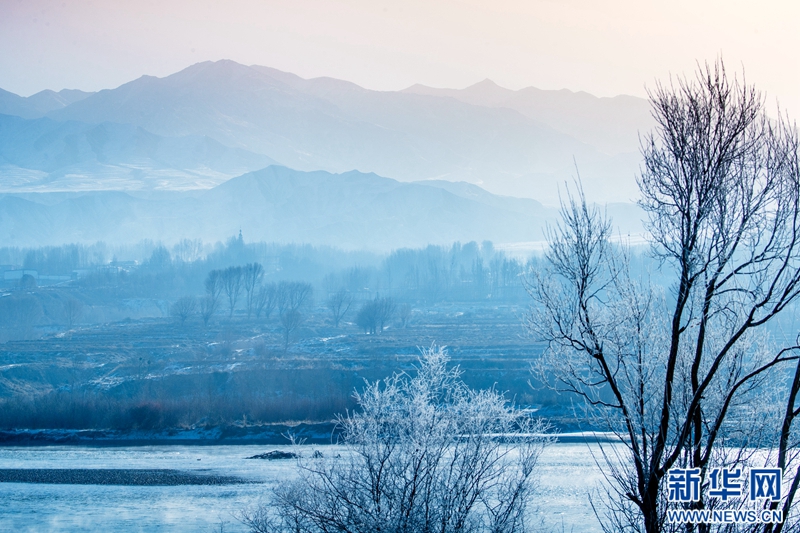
[0,60,653,205]
[0,113,276,191]
[0,61,654,249]
[0,166,644,251]
[402,80,652,157]
[0,87,93,119]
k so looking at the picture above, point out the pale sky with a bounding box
[1,0,799,114]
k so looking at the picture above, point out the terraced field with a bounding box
[0,303,574,440]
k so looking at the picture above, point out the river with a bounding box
[0,442,610,532]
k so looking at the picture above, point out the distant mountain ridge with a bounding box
[0,88,93,120]
[0,60,652,204]
[0,165,641,250]
[0,113,277,191]
[403,79,653,156]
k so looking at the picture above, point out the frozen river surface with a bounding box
[0,442,609,532]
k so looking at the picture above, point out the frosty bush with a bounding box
[243,344,550,533]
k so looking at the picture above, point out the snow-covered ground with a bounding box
[0,442,611,532]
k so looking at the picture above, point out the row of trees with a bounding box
[6,237,529,307]
[323,245,529,302]
[197,264,313,322]
[169,265,314,349]
[175,282,408,339]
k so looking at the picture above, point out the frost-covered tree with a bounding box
[243,345,550,533]
[528,60,800,533]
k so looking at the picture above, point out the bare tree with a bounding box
[355,296,395,334]
[172,238,203,263]
[355,299,378,334]
[376,296,396,332]
[277,281,313,315]
[205,269,223,316]
[397,303,412,328]
[273,281,312,350]
[242,345,551,533]
[147,245,171,269]
[280,309,302,351]
[253,283,278,319]
[170,296,197,326]
[199,296,216,327]
[242,263,264,319]
[326,289,352,327]
[63,297,83,329]
[773,354,800,533]
[221,266,243,318]
[528,60,800,533]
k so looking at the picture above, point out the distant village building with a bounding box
[3,269,38,281]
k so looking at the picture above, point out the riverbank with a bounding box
[0,423,619,446]
[0,422,339,446]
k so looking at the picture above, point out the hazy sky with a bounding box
[2,0,798,112]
